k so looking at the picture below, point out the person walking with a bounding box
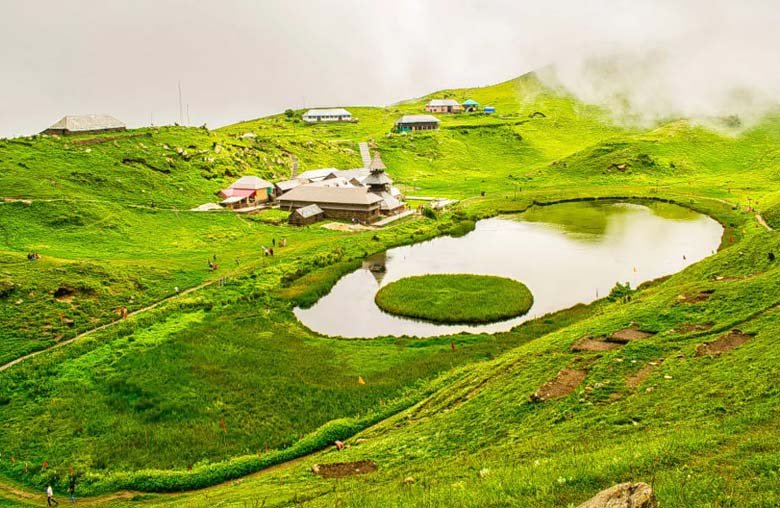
[68,476,76,502]
[46,485,59,506]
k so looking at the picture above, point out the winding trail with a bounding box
[0,279,216,373]
[756,213,773,231]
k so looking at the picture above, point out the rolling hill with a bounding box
[0,71,779,507]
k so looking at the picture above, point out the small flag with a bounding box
[358,376,366,385]
[220,418,227,434]
[451,340,456,351]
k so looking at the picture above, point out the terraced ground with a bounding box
[1,72,779,507]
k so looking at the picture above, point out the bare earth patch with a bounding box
[606,327,655,344]
[311,460,378,479]
[530,368,587,402]
[572,336,623,352]
[676,289,714,304]
[321,222,373,232]
[626,360,663,389]
[674,322,714,334]
[696,329,755,356]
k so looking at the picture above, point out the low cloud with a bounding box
[1,0,779,136]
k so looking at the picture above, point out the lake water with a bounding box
[295,201,723,338]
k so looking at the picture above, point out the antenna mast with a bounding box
[178,81,184,125]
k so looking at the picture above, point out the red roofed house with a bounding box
[219,176,274,209]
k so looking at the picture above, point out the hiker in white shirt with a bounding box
[46,485,59,506]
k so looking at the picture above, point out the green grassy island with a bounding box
[375,274,533,324]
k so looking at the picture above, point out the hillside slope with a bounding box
[1,71,779,506]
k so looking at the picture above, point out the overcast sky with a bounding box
[1,0,779,137]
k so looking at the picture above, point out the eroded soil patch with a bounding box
[626,360,663,389]
[696,329,755,356]
[607,327,655,344]
[674,322,714,334]
[311,460,378,479]
[676,289,714,304]
[572,336,623,352]
[530,368,587,402]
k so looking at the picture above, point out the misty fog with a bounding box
[1,0,778,137]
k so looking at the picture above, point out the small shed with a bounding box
[462,99,479,112]
[289,204,324,226]
[395,115,440,132]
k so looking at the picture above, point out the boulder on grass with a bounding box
[576,482,657,508]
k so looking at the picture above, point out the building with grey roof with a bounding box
[42,114,126,136]
[278,186,382,223]
[395,115,440,132]
[425,99,463,113]
[302,108,352,122]
[289,204,324,226]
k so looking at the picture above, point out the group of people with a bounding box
[26,252,41,261]
[210,237,289,266]
[262,237,288,257]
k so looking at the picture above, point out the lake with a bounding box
[295,201,723,338]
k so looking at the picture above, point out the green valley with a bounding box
[1,72,779,508]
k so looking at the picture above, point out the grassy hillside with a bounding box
[1,71,779,506]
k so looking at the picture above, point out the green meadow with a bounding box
[1,72,779,507]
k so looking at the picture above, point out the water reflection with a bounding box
[295,202,723,338]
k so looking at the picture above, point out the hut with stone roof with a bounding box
[42,115,126,136]
[289,204,325,226]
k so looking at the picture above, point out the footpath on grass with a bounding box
[0,279,217,373]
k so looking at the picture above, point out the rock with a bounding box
[310,464,321,474]
[402,476,415,484]
[576,482,657,508]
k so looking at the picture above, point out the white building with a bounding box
[302,108,352,123]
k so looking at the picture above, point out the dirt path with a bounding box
[0,279,216,373]
[756,213,773,231]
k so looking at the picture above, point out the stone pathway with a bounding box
[358,142,371,168]
[374,210,416,226]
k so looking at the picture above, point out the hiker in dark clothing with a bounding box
[272,238,276,247]
[269,247,274,256]
[69,476,76,502]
